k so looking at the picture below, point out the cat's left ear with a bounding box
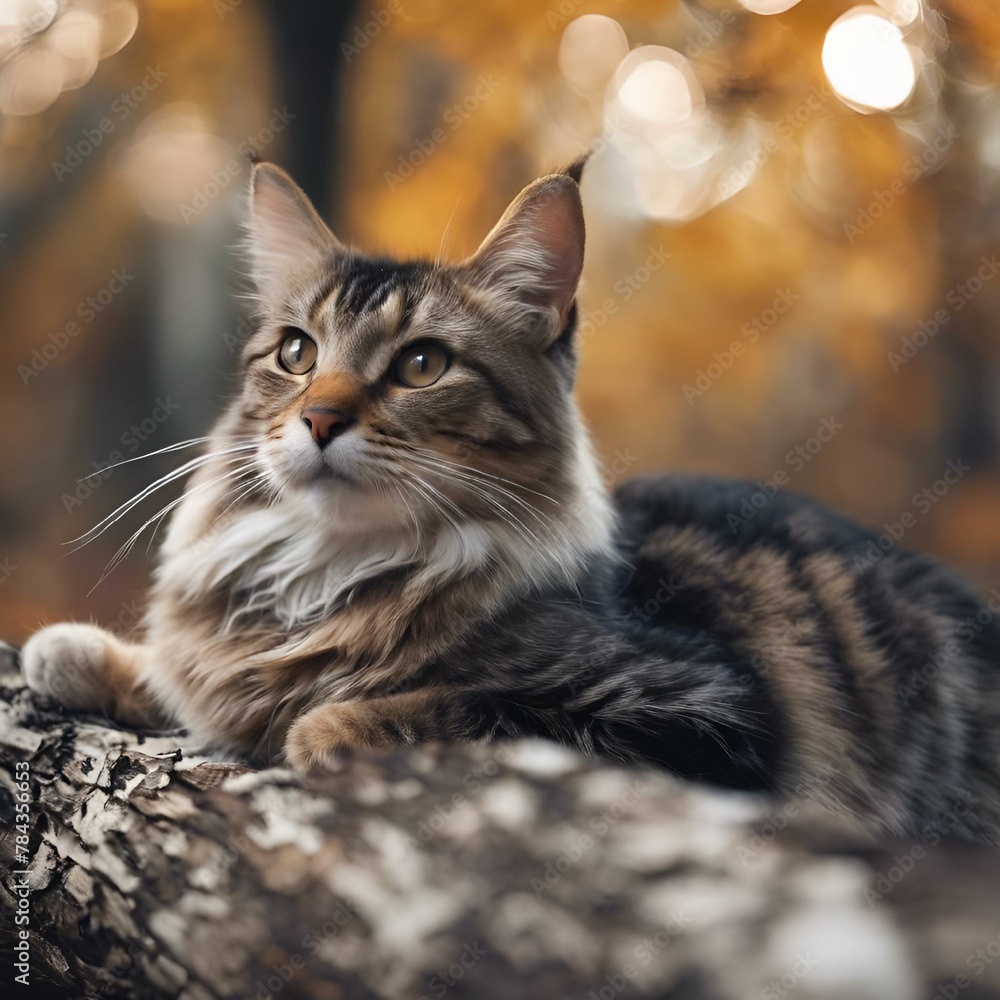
[247,162,343,299]
[463,173,585,341]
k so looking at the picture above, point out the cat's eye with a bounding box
[393,343,450,388]
[277,329,318,375]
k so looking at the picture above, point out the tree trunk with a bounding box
[1,646,999,1000]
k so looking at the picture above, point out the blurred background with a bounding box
[1,0,999,641]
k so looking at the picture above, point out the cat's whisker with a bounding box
[398,471,464,539]
[401,444,561,506]
[66,444,258,551]
[436,198,462,266]
[414,460,556,527]
[400,455,563,541]
[68,453,210,545]
[213,471,271,523]
[404,460,544,550]
[91,463,263,592]
[74,436,217,483]
[146,464,266,555]
[373,473,423,550]
[104,464,259,566]
[410,473,465,519]
[402,452,557,537]
[395,482,423,549]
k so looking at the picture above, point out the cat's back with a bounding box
[615,472,986,610]
[615,472,876,558]
[612,472,1000,838]
[612,471,996,646]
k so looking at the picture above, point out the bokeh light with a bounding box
[736,0,803,15]
[48,9,102,91]
[874,0,922,26]
[822,7,918,111]
[0,0,138,115]
[98,1,139,59]
[0,45,63,114]
[122,105,236,224]
[611,46,703,127]
[558,15,628,99]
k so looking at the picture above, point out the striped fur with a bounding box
[20,164,1000,840]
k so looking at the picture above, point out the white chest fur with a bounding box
[156,487,497,632]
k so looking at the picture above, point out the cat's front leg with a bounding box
[20,623,168,729]
[284,688,487,770]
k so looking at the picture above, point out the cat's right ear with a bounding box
[462,172,585,342]
[247,163,343,299]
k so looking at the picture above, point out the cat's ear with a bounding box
[463,173,585,338]
[247,162,343,299]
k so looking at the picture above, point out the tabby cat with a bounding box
[19,161,1000,841]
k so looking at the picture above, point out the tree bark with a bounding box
[1,645,999,1000]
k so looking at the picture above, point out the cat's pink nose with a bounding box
[302,407,353,449]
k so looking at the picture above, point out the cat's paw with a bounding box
[21,623,112,713]
[283,702,381,771]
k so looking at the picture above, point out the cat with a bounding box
[17,160,1000,842]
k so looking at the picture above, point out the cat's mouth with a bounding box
[257,434,367,494]
[307,462,358,486]
[284,453,362,491]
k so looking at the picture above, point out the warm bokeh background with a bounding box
[2,0,999,641]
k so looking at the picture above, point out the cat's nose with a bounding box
[302,407,353,449]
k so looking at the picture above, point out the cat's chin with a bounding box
[295,477,413,534]
[265,454,360,493]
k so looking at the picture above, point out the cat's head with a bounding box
[228,161,609,550]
